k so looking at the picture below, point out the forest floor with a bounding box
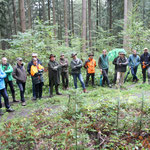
[0,80,150,149]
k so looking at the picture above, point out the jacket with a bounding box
[31,64,44,85]
[27,59,42,74]
[84,58,96,74]
[48,60,61,86]
[0,64,13,81]
[113,56,119,71]
[116,57,128,72]
[59,58,69,73]
[128,54,140,68]
[12,64,27,83]
[0,69,6,90]
[140,53,150,68]
[70,58,82,74]
[98,55,109,70]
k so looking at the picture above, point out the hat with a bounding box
[32,53,38,57]
[49,54,56,59]
[88,53,94,57]
[60,53,64,57]
[17,57,23,61]
[120,51,125,55]
[144,48,148,51]
[71,53,77,58]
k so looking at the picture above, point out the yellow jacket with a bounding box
[31,64,44,76]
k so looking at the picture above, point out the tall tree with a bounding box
[12,0,17,34]
[82,0,87,51]
[96,0,99,32]
[108,0,112,31]
[27,0,32,29]
[48,0,51,25]
[19,0,26,32]
[42,0,46,21]
[71,0,74,35]
[88,0,92,48]
[52,0,56,37]
[64,0,69,46]
[123,0,133,50]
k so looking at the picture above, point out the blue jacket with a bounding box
[0,69,6,90]
[128,54,140,68]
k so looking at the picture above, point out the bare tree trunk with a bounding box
[64,0,69,46]
[48,0,51,25]
[96,0,99,32]
[12,0,17,34]
[19,0,26,32]
[109,0,112,31]
[88,0,92,48]
[71,0,74,35]
[39,0,41,20]
[123,0,133,51]
[82,0,87,51]
[99,0,102,27]
[27,0,32,29]
[42,0,46,21]
[52,0,56,38]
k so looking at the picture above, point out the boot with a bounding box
[50,86,53,98]
[12,93,19,102]
[6,107,15,112]
[0,109,4,115]
[55,86,62,95]
[83,89,87,93]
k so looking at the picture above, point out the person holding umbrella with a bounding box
[116,51,128,88]
[128,50,140,83]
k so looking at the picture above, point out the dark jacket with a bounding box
[70,58,82,74]
[113,56,119,71]
[140,53,150,68]
[59,58,69,73]
[116,57,128,72]
[12,64,27,83]
[27,59,42,74]
[48,60,61,86]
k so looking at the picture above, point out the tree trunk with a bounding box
[12,0,17,34]
[64,0,69,46]
[123,0,133,50]
[19,0,26,32]
[82,0,87,51]
[71,0,74,35]
[99,0,102,27]
[48,0,51,25]
[42,0,46,21]
[96,0,99,32]
[39,0,41,20]
[27,0,32,29]
[52,0,56,38]
[109,0,112,31]
[88,0,92,48]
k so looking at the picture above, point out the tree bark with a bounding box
[64,0,69,46]
[88,0,92,48]
[12,0,17,34]
[109,0,112,31]
[96,0,99,32]
[27,0,32,29]
[71,0,74,35]
[82,0,87,51]
[52,0,56,38]
[19,0,26,32]
[42,0,46,21]
[48,0,51,25]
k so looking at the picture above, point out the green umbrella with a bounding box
[108,48,127,61]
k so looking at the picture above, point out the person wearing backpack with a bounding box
[0,57,18,102]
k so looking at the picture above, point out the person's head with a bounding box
[118,52,121,57]
[133,50,137,56]
[17,58,23,66]
[33,58,37,65]
[71,53,77,59]
[60,54,64,59]
[102,49,107,56]
[49,54,56,61]
[32,53,38,59]
[2,57,7,65]
[144,48,148,54]
[88,53,94,59]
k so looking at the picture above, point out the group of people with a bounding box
[0,48,150,115]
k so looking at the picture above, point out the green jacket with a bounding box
[98,54,109,69]
[0,64,13,81]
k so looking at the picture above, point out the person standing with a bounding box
[0,68,14,115]
[0,57,18,102]
[140,48,150,84]
[70,53,87,93]
[12,58,27,106]
[84,53,96,87]
[27,53,42,99]
[116,52,128,88]
[128,50,140,82]
[98,49,111,88]
[59,54,69,90]
[30,58,44,100]
[48,54,62,97]
[112,52,121,84]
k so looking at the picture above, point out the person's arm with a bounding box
[98,57,102,69]
[136,56,140,66]
[70,61,77,70]
[5,64,13,74]
[128,56,131,67]
[0,71,6,79]
[27,62,31,74]
[12,67,19,80]
[76,60,82,68]
[48,62,58,71]
[113,57,117,65]
[121,58,128,66]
